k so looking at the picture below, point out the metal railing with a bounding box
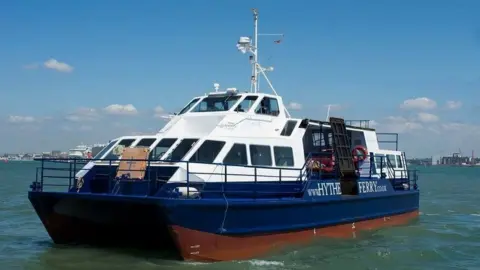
[31,151,419,198]
[31,158,306,197]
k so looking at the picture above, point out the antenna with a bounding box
[213,82,220,92]
[236,9,283,95]
[326,105,331,121]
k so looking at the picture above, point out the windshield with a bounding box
[191,95,241,112]
[93,140,117,159]
[178,98,200,115]
[103,139,136,160]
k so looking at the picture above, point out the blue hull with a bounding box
[28,177,419,262]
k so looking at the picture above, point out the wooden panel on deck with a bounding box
[116,147,150,179]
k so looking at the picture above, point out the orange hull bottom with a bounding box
[170,210,419,262]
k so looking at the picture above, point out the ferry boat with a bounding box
[28,8,420,262]
[67,144,92,159]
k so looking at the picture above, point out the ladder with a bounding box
[329,117,359,195]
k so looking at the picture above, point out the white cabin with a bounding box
[85,90,407,183]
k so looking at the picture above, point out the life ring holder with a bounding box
[352,145,368,162]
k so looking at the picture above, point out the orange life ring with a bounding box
[352,145,368,162]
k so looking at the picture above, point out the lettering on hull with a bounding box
[358,181,387,194]
[307,182,341,196]
[307,180,388,197]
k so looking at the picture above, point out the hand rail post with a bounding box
[69,161,72,190]
[186,161,190,198]
[40,159,44,191]
[109,159,112,193]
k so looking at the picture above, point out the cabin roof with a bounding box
[302,119,376,132]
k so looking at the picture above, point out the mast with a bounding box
[236,8,291,117]
[252,8,259,93]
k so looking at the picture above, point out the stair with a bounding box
[329,117,359,195]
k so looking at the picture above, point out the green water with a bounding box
[1,162,479,270]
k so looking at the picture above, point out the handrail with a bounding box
[31,151,419,196]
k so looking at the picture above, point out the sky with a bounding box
[1,0,480,158]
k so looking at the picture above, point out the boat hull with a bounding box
[171,210,419,261]
[28,187,419,262]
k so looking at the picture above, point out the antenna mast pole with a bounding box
[252,8,259,93]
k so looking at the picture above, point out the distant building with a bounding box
[439,153,470,165]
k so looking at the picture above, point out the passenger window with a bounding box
[386,155,396,167]
[374,155,385,169]
[223,143,248,165]
[396,155,403,168]
[167,139,198,161]
[280,120,297,136]
[135,138,156,148]
[274,146,294,167]
[150,138,177,160]
[104,139,136,160]
[255,97,280,116]
[189,140,226,163]
[234,95,258,112]
[249,145,272,166]
[178,98,200,115]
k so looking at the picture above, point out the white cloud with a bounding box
[65,107,99,122]
[103,104,138,116]
[43,58,74,73]
[445,100,462,110]
[417,112,439,123]
[377,116,423,133]
[7,115,36,123]
[286,102,302,110]
[400,97,437,110]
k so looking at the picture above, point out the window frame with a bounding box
[103,138,136,160]
[273,146,295,167]
[396,155,403,168]
[149,138,177,160]
[249,144,273,166]
[191,95,241,113]
[234,95,259,113]
[166,138,199,161]
[189,140,226,163]
[178,98,201,115]
[280,120,298,136]
[254,97,280,116]
[222,143,248,165]
[134,138,157,148]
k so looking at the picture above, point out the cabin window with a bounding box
[374,154,386,170]
[234,95,258,112]
[396,155,403,168]
[178,98,200,115]
[104,139,136,160]
[249,145,272,166]
[386,154,396,167]
[280,120,297,136]
[93,140,117,159]
[191,95,241,112]
[135,138,156,148]
[274,146,294,167]
[223,143,248,165]
[189,140,226,163]
[255,97,280,116]
[150,138,177,160]
[167,139,198,161]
